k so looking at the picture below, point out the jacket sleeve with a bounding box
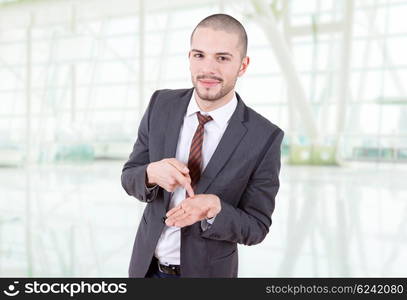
[200,128,284,245]
[121,90,161,203]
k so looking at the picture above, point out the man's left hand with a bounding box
[165,194,221,228]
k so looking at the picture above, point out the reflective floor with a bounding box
[0,161,406,277]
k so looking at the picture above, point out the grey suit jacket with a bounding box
[121,88,284,278]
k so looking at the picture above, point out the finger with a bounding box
[166,218,177,227]
[177,172,194,197]
[168,209,191,223]
[166,212,189,227]
[167,158,189,175]
[167,210,191,225]
[167,208,185,220]
[206,208,217,219]
[165,218,174,226]
[166,205,181,217]
[174,215,197,228]
[173,171,193,192]
[185,182,195,198]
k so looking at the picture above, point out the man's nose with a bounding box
[200,57,217,74]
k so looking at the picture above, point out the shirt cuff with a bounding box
[145,183,158,193]
[200,216,216,231]
[206,216,216,224]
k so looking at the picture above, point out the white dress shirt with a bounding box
[154,90,238,266]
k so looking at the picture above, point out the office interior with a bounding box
[0,0,406,277]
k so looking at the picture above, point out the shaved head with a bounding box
[190,14,248,58]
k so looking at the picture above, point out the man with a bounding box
[121,13,284,278]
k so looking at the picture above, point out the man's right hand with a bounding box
[146,158,195,197]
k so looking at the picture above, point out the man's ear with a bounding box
[238,56,250,77]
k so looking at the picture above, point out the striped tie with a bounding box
[188,112,213,190]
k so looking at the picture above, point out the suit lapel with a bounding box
[163,88,193,208]
[163,89,193,159]
[195,92,248,195]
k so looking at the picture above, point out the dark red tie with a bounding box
[188,112,213,189]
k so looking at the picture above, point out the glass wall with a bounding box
[1,0,406,277]
[1,0,406,164]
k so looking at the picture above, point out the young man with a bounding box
[121,14,284,278]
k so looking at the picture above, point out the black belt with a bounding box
[157,261,181,276]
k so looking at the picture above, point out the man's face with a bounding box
[189,27,249,102]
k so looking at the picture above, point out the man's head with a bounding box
[190,14,248,58]
[189,14,250,103]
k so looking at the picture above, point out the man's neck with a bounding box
[194,89,235,112]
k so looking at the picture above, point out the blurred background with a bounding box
[0,0,406,277]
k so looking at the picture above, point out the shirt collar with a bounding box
[186,89,238,128]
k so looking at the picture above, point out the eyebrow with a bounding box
[191,49,233,57]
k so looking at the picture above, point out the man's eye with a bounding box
[194,53,203,58]
[218,56,229,61]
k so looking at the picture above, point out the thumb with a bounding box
[167,158,189,174]
[206,208,217,219]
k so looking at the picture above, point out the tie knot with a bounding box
[197,112,213,126]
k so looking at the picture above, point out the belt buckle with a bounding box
[157,261,179,275]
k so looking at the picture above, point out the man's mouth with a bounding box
[198,78,221,88]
